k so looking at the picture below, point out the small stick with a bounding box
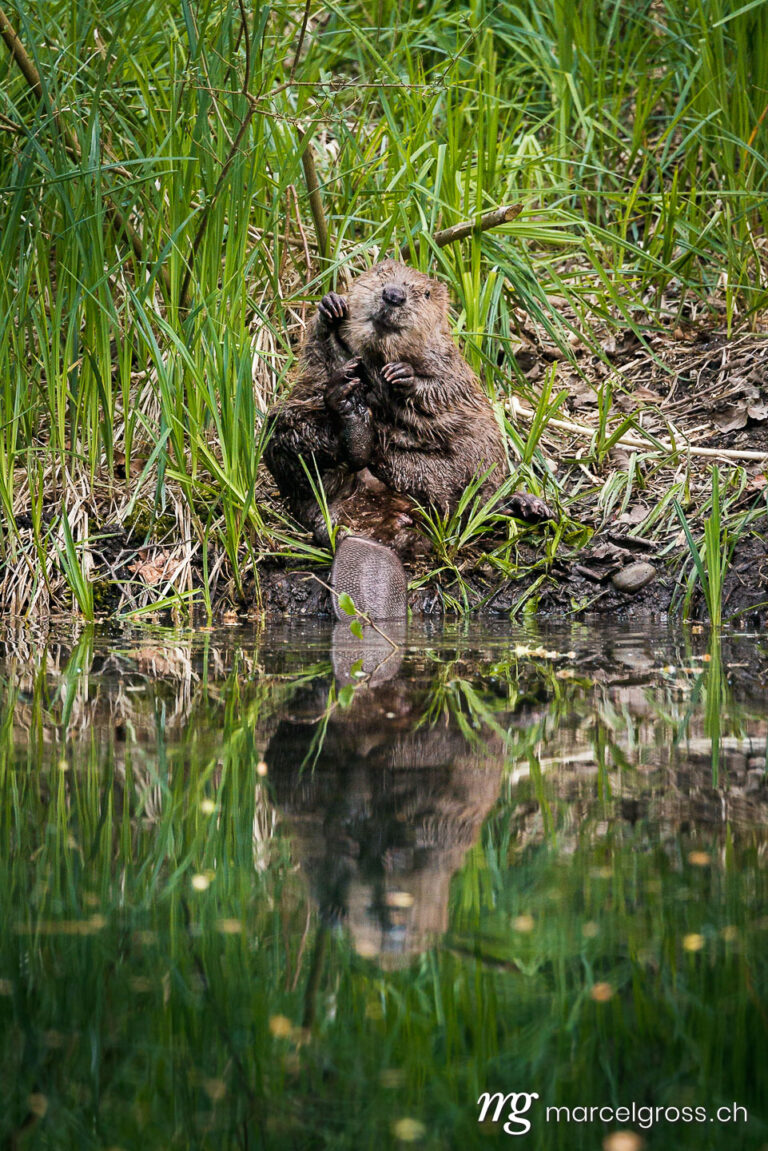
[400,203,522,260]
[297,128,330,260]
[309,572,401,649]
[0,5,41,94]
[289,0,312,84]
[508,397,768,463]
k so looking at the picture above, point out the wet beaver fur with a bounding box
[264,260,550,615]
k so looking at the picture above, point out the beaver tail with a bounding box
[331,535,407,621]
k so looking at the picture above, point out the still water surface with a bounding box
[1,621,766,1150]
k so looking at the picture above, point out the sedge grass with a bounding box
[674,467,732,627]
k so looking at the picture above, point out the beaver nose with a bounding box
[382,285,406,307]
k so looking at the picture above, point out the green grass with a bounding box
[0,0,767,616]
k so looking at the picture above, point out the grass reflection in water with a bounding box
[0,622,766,1150]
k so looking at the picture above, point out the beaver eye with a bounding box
[425,289,431,298]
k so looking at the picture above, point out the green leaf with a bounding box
[337,592,357,616]
[337,685,355,708]
[350,620,364,640]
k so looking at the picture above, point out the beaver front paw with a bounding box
[382,361,415,393]
[318,291,348,327]
[326,360,366,419]
[505,492,555,523]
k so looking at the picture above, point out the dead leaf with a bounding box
[747,401,768,422]
[618,503,650,525]
[714,404,748,432]
[129,552,184,585]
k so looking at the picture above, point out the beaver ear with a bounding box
[432,281,450,309]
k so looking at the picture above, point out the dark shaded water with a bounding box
[1,621,767,1150]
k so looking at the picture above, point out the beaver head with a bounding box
[343,260,451,357]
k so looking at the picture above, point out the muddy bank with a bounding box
[256,529,768,625]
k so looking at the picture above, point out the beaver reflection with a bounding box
[265,627,504,961]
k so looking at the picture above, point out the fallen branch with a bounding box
[508,397,768,463]
[400,203,522,260]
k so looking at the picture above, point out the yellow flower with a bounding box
[392,1117,426,1142]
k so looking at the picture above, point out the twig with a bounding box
[400,203,522,260]
[508,397,768,463]
[0,5,41,94]
[289,0,312,84]
[297,128,330,260]
[309,572,402,649]
[180,0,256,309]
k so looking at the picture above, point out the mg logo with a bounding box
[477,1091,540,1135]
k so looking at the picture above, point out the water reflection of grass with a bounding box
[0,627,766,1149]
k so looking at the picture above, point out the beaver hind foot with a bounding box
[331,535,408,621]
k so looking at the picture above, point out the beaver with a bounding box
[264,260,550,616]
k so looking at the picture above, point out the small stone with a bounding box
[611,562,656,593]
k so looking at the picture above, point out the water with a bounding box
[1,621,767,1150]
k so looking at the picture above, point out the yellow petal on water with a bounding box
[88,914,106,931]
[191,874,210,892]
[683,933,705,952]
[702,653,712,662]
[392,1117,426,1142]
[133,930,157,946]
[380,1068,406,1088]
[591,982,615,1002]
[27,1094,48,1118]
[256,760,268,777]
[385,891,414,909]
[603,1132,645,1151]
[582,921,600,938]
[513,914,535,933]
[129,977,153,993]
[688,851,711,866]
[269,1014,295,1039]
[216,918,243,935]
[203,1078,227,1102]
[200,799,216,815]
[721,925,739,942]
